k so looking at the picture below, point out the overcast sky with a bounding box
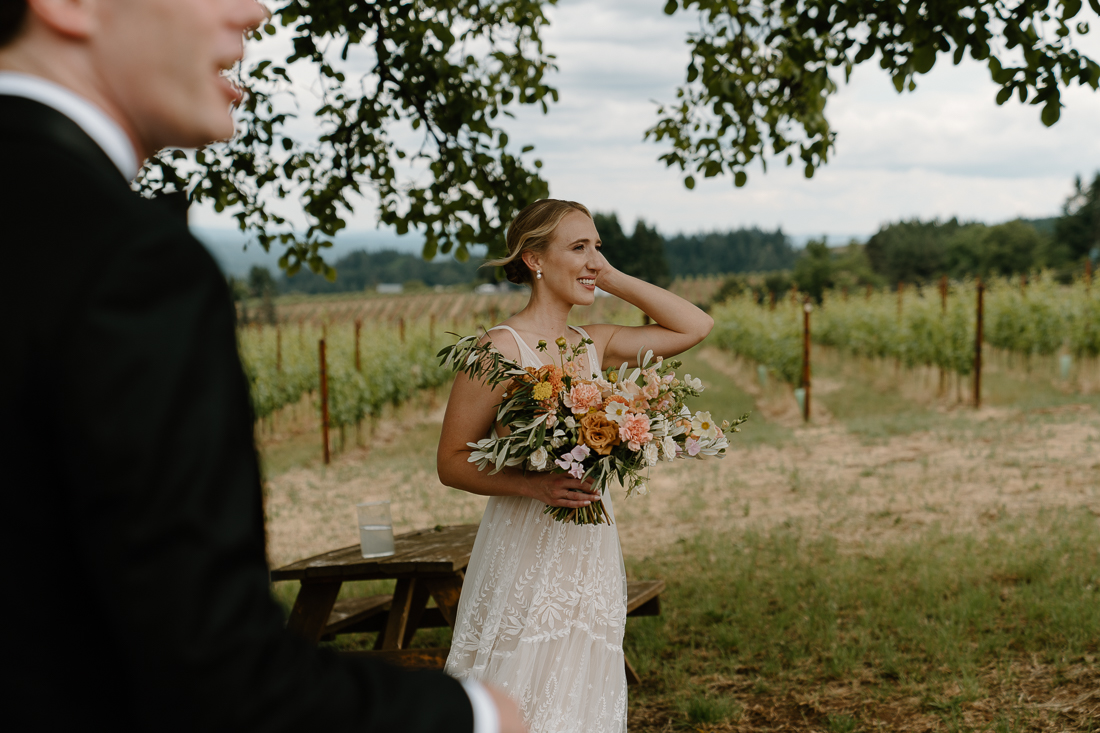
[190,0,1100,242]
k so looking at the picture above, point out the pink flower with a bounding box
[565,381,602,415]
[686,437,701,457]
[619,413,653,452]
[568,463,585,479]
[569,444,591,462]
[641,380,660,399]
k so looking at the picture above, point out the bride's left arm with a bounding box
[585,262,713,368]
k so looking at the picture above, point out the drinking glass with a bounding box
[356,500,395,559]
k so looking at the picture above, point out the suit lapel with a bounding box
[0,94,127,184]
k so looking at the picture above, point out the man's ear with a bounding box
[25,0,95,39]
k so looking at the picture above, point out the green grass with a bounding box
[258,428,326,477]
[982,367,1100,413]
[624,508,1100,731]
[817,377,945,441]
[676,347,791,447]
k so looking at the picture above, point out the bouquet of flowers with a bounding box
[438,333,748,525]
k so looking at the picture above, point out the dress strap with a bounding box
[486,325,543,368]
[568,325,601,380]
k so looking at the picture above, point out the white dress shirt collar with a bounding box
[0,71,140,179]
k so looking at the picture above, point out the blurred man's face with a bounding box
[92,0,266,154]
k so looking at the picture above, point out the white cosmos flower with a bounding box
[604,400,629,424]
[661,436,678,461]
[643,442,660,467]
[683,373,703,391]
[634,480,649,496]
[528,446,549,470]
[691,410,719,440]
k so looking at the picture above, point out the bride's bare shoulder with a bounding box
[576,322,620,346]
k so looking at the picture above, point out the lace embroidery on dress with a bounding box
[445,324,629,733]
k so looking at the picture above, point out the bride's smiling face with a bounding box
[525,211,605,306]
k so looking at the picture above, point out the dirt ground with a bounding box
[630,659,1100,732]
[262,350,1100,569]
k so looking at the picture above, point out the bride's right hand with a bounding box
[523,472,601,508]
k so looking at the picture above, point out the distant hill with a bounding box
[1022,217,1059,236]
[280,249,484,294]
[664,228,798,276]
[190,226,434,277]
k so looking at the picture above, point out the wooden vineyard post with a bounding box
[354,319,364,447]
[801,298,812,423]
[769,290,777,310]
[276,325,282,373]
[941,275,950,394]
[354,319,362,372]
[865,283,873,300]
[895,281,903,375]
[842,285,849,302]
[1021,274,1028,293]
[974,280,984,410]
[429,314,436,347]
[319,338,331,465]
[398,317,406,344]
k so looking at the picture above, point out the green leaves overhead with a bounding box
[133,0,1099,272]
[649,0,1100,189]
[136,0,557,271]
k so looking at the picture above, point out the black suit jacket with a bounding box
[0,95,474,733]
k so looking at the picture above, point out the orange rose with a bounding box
[579,411,622,456]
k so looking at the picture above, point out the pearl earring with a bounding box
[536,269,542,280]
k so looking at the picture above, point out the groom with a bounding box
[0,1,522,732]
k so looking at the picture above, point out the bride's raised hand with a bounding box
[523,472,601,509]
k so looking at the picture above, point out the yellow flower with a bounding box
[532,381,554,401]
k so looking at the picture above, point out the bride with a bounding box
[437,199,713,733]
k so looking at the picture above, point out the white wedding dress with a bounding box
[445,324,629,733]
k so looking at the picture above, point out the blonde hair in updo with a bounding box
[487,199,592,285]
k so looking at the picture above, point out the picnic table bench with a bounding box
[271,523,664,683]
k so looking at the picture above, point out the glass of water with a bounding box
[356,500,395,559]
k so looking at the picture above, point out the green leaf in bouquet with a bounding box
[492,441,509,473]
[531,421,546,447]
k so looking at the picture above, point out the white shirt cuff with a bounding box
[461,679,501,733]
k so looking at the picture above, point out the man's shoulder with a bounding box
[1,142,222,326]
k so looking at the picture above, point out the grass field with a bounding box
[259,324,1100,732]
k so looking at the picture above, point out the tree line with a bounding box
[789,172,1100,302]
[230,171,1098,305]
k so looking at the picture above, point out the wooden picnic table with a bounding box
[271,523,664,681]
